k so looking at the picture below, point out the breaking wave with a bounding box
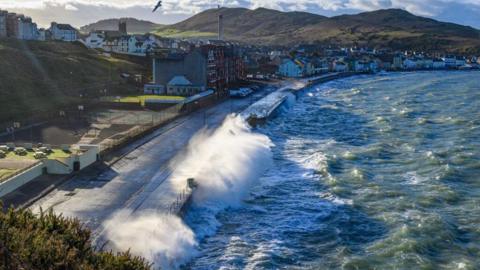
[103,115,273,269]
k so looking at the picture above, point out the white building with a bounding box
[128,35,146,54]
[85,32,105,49]
[432,59,446,69]
[166,75,204,96]
[50,22,77,42]
[455,57,466,67]
[333,61,348,72]
[18,16,37,40]
[0,10,7,37]
[403,58,417,69]
[442,56,457,68]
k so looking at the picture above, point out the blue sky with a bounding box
[0,0,479,29]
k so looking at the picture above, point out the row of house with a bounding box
[85,31,173,55]
[83,21,190,56]
[0,9,77,41]
[147,44,245,97]
[277,53,478,78]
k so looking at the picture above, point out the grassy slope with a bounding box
[153,28,217,38]
[165,7,480,53]
[0,39,146,122]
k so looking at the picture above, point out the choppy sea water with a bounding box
[186,71,480,269]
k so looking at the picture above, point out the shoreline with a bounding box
[244,69,479,127]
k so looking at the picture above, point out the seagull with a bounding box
[153,1,162,12]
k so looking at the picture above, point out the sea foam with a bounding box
[103,115,273,269]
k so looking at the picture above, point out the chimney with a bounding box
[218,13,224,41]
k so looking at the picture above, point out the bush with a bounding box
[0,205,152,270]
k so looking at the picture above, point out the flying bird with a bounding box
[153,1,162,12]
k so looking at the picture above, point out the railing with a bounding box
[166,178,197,216]
[98,103,185,153]
[167,185,192,216]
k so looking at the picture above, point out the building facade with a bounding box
[152,45,244,97]
[85,32,105,49]
[50,22,77,41]
[278,59,302,77]
[6,13,19,38]
[0,10,6,37]
[166,76,205,96]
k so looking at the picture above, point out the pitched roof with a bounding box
[167,75,192,86]
[56,24,76,31]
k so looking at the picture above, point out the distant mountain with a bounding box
[162,7,480,53]
[80,18,161,33]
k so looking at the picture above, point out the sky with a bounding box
[0,0,479,29]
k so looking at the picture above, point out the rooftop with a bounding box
[168,75,192,86]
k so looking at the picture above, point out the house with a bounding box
[403,58,417,70]
[278,58,313,77]
[105,36,129,53]
[18,16,37,40]
[37,28,50,41]
[85,32,105,49]
[0,10,7,37]
[422,58,434,69]
[128,35,146,54]
[278,59,303,77]
[166,75,204,96]
[442,56,457,68]
[333,60,348,72]
[455,57,466,67]
[141,34,158,54]
[432,58,446,69]
[6,13,19,38]
[50,22,77,41]
[311,58,329,74]
[392,55,404,70]
[377,55,394,70]
[354,60,369,72]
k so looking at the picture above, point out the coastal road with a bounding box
[29,85,279,242]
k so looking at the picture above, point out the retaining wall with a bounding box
[0,163,44,197]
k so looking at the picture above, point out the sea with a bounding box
[183,71,480,270]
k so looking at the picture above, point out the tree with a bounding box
[0,204,151,270]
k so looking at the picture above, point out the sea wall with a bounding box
[244,72,363,126]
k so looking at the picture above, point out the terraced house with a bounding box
[49,22,77,42]
[0,10,6,37]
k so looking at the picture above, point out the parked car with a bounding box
[14,147,27,156]
[34,152,47,159]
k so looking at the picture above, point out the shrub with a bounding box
[0,204,152,270]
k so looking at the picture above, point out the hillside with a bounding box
[163,7,480,53]
[80,18,161,33]
[0,39,147,122]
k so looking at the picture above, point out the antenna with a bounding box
[218,6,224,41]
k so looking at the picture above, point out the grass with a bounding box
[0,39,147,122]
[106,95,185,106]
[0,168,19,182]
[154,28,217,38]
[2,149,73,161]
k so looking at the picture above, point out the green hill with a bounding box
[164,7,480,53]
[80,18,162,34]
[0,39,146,122]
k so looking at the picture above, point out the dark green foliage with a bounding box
[0,205,151,270]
